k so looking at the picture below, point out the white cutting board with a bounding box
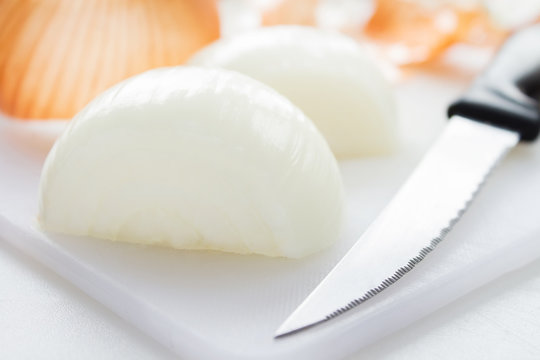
[1,71,540,360]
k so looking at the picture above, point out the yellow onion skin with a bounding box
[0,0,220,120]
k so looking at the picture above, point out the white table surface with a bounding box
[1,236,539,360]
[2,73,540,360]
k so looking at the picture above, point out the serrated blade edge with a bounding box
[275,116,519,338]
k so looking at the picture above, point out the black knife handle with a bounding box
[448,25,540,141]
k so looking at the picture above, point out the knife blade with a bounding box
[276,25,540,338]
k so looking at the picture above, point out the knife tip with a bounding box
[274,317,325,339]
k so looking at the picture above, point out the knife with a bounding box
[276,25,540,338]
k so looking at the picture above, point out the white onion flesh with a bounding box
[189,26,398,159]
[38,67,344,258]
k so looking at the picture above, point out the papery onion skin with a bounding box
[38,66,344,258]
[189,26,398,159]
[260,0,318,26]
[0,0,220,120]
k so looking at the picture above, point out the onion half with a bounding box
[38,67,344,258]
[189,26,398,159]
